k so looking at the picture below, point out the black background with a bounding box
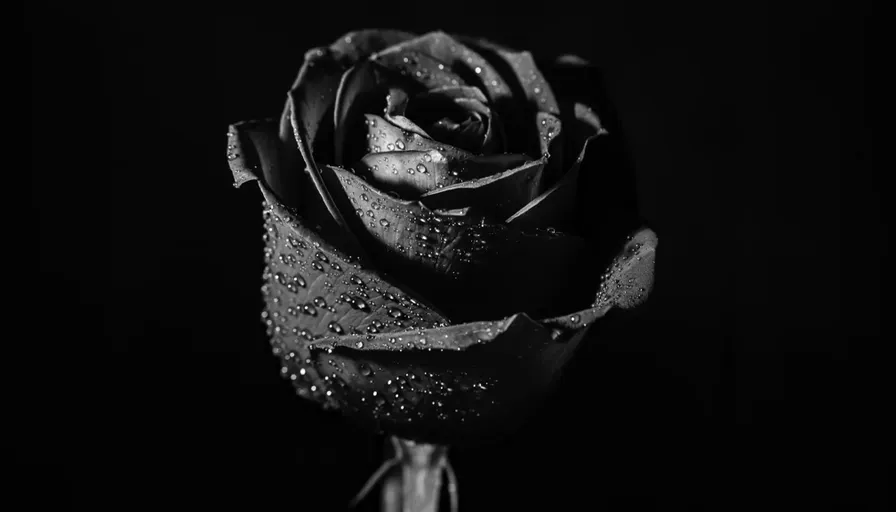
[27,2,883,510]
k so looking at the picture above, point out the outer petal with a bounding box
[370,49,468,90]
[252,179,450,410]
[458,36,560,116]
[230,114,344,240]
[329,29,417,65]
[227,118,301,207]
[298,227,657,442]
[371,31,514,103]
[287,48,356,235]
[332,61,392,166]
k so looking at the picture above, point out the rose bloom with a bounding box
[227,29,657,444]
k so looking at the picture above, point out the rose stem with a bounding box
[351,436,455,512]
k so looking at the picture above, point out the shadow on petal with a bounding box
[321,165,596,321]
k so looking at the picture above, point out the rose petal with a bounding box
[370,49,467,90]
[253,181,450,410]
[536,111,564,189]
[304,312,575,441]
[543,227,657,330]
[372,31,513,103]
[229,113,347,242]
[422,84,488,104]
[329,29,416,65]
[333,61,390,166]
[419,158,545,220]
[297,228,656,442]
[227,118,301,207]
[357,149,529,197]
[362,114,459,157]
[405,92,494,154]
[287,48,357,234]
[458,38,560,116]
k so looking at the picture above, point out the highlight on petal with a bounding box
[537,112,563,158]
[419,158,545,220]
[372,31,513,103]
[256,182,450,410]
[357,148,529,198]
[592,227,657,310]
[362,114,460,157]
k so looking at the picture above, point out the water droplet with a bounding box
[311,261,325,272]
[395,140,405,150]
[355,340,364,349]
[423,153,433,162]
[407,167,415,175]
[352,298,370,311]
[416,163,427,173]
[386,143,394,151]
[302,304,317,316]
[349,275,365,286]
[474,66,482,74]
[312,297,327,308]
[387,306,405,319]
[328,322,344,334]
[379,218,390,227]
[569,314,580,323]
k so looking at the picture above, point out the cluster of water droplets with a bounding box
[259,199,454,408]
[336,171,480,268]
[591,235,653,309]
[309,348,501,430]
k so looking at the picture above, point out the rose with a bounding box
[227,29,657,444]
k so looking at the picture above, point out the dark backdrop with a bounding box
[27,2,882,510]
